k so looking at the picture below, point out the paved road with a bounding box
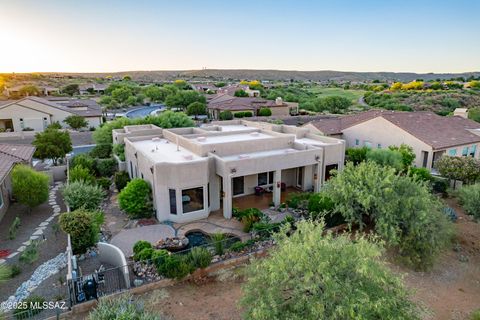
[358,96,368,107]
[0,131,94,146]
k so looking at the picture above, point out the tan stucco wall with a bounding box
[269,106,290,117]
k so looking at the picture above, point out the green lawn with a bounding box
[308,87,366,104]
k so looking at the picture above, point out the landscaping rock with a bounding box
[155,237,189,251]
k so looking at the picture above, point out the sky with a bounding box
[0,0,479,73]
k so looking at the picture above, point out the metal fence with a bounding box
[1,306,65,320]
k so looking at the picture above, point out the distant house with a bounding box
[3,85,59,98]
[0,144,36,221]
[304,109,480,170]
[208,94,297,119]
[0,96,102,132]
[192,84,218,94]
[79,83,107,95]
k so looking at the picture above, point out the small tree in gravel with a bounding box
[118,178,153,218]
[62,180,105,211]
[12,164,49,212]
[64,115,88,130]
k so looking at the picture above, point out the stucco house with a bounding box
[0,144,36,222]
[0,96,103,132]
[112,120,345,223]
[304,109,480,170]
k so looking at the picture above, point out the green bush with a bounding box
[210,233,226,256]
[133,240,152,256]
[14,295,46,319]
[47,121,62,130]
[346,147,369,165]
[229,241,247,252]
[471,309,480,320]
[95,158,117,177]
[307,192,335,213]
[408,167,432,182]
[457,183,480,219]
[10,264,21,278]
[114,171,130,191]
[243,111,253,117]
[12,165,49,212]
[9,216,21,240]
[366,149,404,171]
[118,179,153,218]
[69,165,96,184]
[19,241,39,264]
[234,112,245,118]
[112,144,125,161]
[59,209,104,254]
[135,247,154,261]
[286,193,311,209]
[64,115,88,130]
[151,249,169,267]
[219,110,233,120]
[70,154,95,172]
[90,143,113,159]
[233,208,265,232]
[157,254,194,279]
[96,177,111,190]
[258,108,272,116]
[87,294,160,320]
[62,180,105,211]
[187,247,212,269]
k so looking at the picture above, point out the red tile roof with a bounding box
[0,144,36,182]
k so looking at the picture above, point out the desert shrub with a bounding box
[9,216,21,240]
[62,180,105,211]
[234,111,245,118]
[431,176,448,194]
[457,183,480,219]
[12,165,49,212]
[96,177,111,190]
[64,115,88,130]
[156,253,194,279]
[345,147,369,164]
[324,161,453,269]
[47,121,62,130]
[229,241,247,252]
[112,144,125,161]
[95,158,117,177]
[10,265,21,278]
[14,295,46,319]
[243,111,253,117]
[307,192,335,213]
[90,143,112,159]
[19,241,40,264]
[408,167,432,182]
[135,248,154,261]
[59,210,104,254]
[219,110,233,120]
[87,294,160,320]
[70,154,95,172]
[252,221,281,238]
[118,179,153,218]
[114,171,130,191]
[210,233,226,255]
[388,144,416,169]
[286,193,311,209]
[133,240,152,256]
[366,148,404,171]
[151,249,169,267]
[187,247,212,269]
[241,220,420,320]
[233,208,264,232]
[471,309,480,320]
[258,108,272,116]
[69,165,95,184]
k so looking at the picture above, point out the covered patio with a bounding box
[232,187,301,211]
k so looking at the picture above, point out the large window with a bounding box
[462,146,469,156]
[233,177,244,196]
[257,171,274,186]
[182,187,204,213]
[470,145,477,157]
[169,189,177,215]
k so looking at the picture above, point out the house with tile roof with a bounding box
[0,96,103,132]
[0,144,36,221]
[304,109,480,170]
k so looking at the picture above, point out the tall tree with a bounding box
[64,115,88,130]
[32,128,72,165]
[186,101,206,119]
[62,84,80,96]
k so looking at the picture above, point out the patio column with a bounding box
[222,176,232,219]
[273,169,281,206]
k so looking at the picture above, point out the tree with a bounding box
[324,162,453,269]
[234,89,248,97]
[366,149,404,171]
[111,87,133,105]
[219,110,233,120]
[165,90,206,110]
[468,80,480,89]
[314,96,351,113]
[19,85,40,97]
[62,84,79,96]
[390,82,403,90]
[12,165,49,212]
[62,180,105,211]
[64,115,88,130]
[69,165,95,184]
[59,209,104,254]
[118,179,153,218]
[388,144,416,169]
[143,111,194,128]
[468,107,480,123]
[173,79,189,89]
[143,85,168,102]
[435,155,480,185]
[258,108,272,116]
[186,101,206,119]
[32,128,72,165]
[241,220,420,320]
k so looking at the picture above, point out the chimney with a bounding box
[275,97,283,105]
[453,108,468,119]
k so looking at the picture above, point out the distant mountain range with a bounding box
[42,69,480,82]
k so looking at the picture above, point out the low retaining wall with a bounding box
[113,154,126,172]
[98,242,130,289]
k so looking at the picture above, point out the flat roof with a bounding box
[295,137,335,147]
[132,138,201,163]
[192,132,274,144]
[217,124,256,132]
[221,148,299,161]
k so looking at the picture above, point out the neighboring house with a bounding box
[0,144,36,222]
[192,84,218,94]
[0,96,103,132]
[112,120,345,223]
[3,85,60,98]
[208,94,297,119]
[304,109,480,170]
[79,83,107,95]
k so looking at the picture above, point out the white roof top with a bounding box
[295,137,333,147]
[221,148,299,161]
[192,132,273,144]
[217,125,256,132]
[133,138,201,163]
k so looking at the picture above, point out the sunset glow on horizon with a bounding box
[0,0,479,73]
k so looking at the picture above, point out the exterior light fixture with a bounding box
[315,155,320,161]
[134,152,138,158]
[230,168,237,174]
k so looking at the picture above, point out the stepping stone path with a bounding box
[0,182,64,264]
